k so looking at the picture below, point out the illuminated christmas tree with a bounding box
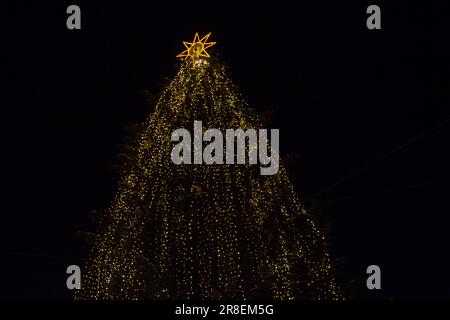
[77,33,342,300]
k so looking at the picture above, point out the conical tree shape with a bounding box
[78,53,342,300]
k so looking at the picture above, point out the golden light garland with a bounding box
[77,34,342,300]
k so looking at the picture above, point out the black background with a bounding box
[2,1,450,299]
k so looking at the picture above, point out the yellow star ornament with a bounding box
[177,32,216,62]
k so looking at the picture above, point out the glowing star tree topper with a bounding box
[176,32,216,62]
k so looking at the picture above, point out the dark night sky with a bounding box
[2,1,450,299]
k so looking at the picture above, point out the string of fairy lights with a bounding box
[77,33,342,300]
